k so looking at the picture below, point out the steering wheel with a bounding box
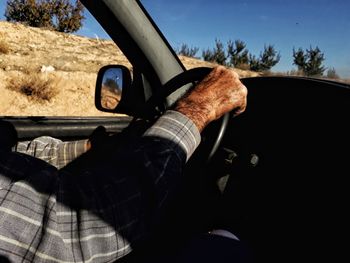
[145,67,230,162]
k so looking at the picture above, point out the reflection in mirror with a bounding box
[101,68,123,110]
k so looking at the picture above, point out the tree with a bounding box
[5,0,52,28]
[249,44,281,72]
[227,39,249,69]
[5,0,84,33]
[292,48,306,71]
[248,54,261,72]
[293,46,326,76]
[326,68,340,79]
[259,45,281,70]
[104,78,120,92]
[202,39,227,65]
[176,43,199,58]
[201,38,280,72]
[52,0,84,33]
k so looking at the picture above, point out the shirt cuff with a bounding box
[57,139,89,169]
[143,110,201,161]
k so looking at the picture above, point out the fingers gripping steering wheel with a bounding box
[147,67,230,162]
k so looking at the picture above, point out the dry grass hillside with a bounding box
[0,21,259,116]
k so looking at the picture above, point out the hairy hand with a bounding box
[175,66,247,132]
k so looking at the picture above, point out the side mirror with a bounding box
[95,65,132,112]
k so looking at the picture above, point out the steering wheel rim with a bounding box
[146,67,230,162]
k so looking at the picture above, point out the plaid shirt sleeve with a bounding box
[0,111,201,262]
[143,110,200,161]
[13,137,89,169]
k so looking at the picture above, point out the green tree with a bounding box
[201,38,280,72]
[227,39,249,69]
[292,48,306,71]
[249,45,281,72]
[5,0,84,33]
[202,39,227,65]
[248,54,261,71]
[293,46,326,76]
[259,45,281,70]
[176,43,199,58]
[5,0,52,28]
[52,0,84,33]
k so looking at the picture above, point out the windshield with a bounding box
[1,0,349,117]
[141,0,350,82]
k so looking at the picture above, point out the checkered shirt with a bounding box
[0,111,200,263]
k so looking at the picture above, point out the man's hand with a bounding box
[175,66,248,132]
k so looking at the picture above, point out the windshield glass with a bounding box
[142,0,350,82]
[1,0,349,117]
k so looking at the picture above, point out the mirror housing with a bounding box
[95,65,132,113]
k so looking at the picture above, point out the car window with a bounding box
[142,0,350,83]
[0,7,130,117]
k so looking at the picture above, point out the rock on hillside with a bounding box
[0,21,259,116]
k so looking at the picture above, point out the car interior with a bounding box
[1,0,349,262]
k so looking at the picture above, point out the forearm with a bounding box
[175,97,213,133]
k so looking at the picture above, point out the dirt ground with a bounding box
[0,21,260,116]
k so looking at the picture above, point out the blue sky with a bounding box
[140,0,350,78]
[1,0,349,77]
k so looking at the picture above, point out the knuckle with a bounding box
[214,65,225,73]
[240,84,248,96]
[231,71,240,79]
